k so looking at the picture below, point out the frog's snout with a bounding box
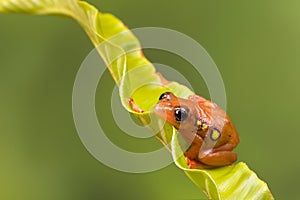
[153,104,164,116]
[153,104,168,120]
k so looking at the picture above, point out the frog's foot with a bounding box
[186,157,200,169]
[185,157,212,169]
[127,98,144,113]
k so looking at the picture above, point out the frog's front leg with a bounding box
[185,145,209,169]
[127,98,144,113]
[182,134,208,168]
[198,150,237,167]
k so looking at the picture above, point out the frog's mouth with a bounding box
[153,103,176,127]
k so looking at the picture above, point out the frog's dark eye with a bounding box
[210,129,221,141]
[159,92,172,100]
[174,106,189,122]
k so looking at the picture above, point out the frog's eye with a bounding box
[174,106,189,122]
[210,129,221,141]
[159,92,172,100]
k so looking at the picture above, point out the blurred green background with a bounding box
[0,0,299,199]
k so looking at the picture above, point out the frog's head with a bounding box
[153,92,199,132]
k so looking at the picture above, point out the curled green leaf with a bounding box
[0,0,274,199]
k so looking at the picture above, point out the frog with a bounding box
[128,92,239,169]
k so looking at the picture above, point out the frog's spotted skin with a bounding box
[153,92,240,169]
[128,92,239,169]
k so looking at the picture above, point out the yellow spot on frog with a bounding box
[211,129,221,141]
[202,124,208,130]
[196,120,202,126]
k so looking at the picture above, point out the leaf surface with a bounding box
[0,1,274,199]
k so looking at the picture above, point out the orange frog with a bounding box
[129,92,239,169]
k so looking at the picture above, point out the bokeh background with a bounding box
[0,0,299,199]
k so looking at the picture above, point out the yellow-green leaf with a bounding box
[0,0,274,199]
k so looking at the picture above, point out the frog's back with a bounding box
[189,94,240,148]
